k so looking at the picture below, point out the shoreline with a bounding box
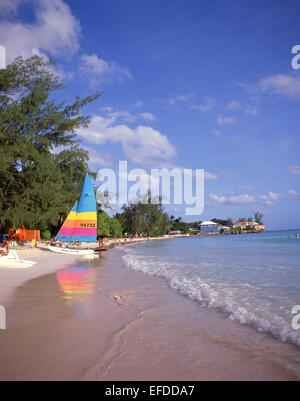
[0,245,300,380]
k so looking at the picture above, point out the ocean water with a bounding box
[122,230,300,347]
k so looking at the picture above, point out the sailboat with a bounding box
[0,248,36,268]
[48,174,97,255]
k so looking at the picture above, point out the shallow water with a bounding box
[122,230,300,347]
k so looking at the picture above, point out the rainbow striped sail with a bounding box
[56,174,97,243]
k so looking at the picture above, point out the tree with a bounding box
[97,211,123,238]
[115,193,171,237]
[170,217,190,233]
[0,56,102,232]
[212,218,233,227]
[254,211,264,225]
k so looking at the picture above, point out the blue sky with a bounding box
[1,0,300,229]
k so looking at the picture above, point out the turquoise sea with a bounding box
[122,230,300,347]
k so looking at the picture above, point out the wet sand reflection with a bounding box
[56,260,99,317]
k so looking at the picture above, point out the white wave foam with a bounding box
[122,248,300,347]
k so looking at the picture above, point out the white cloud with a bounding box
[205,172,218,181]
[78,114,176,166]
[244,104,259,116]
[0,0,81,63]
[0,0,26,16]
[80,53,132,85]
[165,93,195,105]
[191,97,216,112]
[84,146,112,168]
[132,100,143,108]
[209,194,227,204]
[138,112,156,121]
[238,185,255,192]
[209,193,255,205]
[217,116,236,125]
[211,129,221,136]
[288,165,300,176]
[258,192,282,205]
[288,189,300,198]
[225,100,241,111]
[101,109,156,124]
[258,74,300,98]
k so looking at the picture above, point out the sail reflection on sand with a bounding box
[56,264,97,317]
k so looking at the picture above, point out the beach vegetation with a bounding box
[115,194,171,237]
[211,218,233,227]
[97,211,123,238]
[41,230,51,240]
[0,55,101,232]
[254,211,264,225]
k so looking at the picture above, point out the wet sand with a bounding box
[0,248,80,304]
[0,247,300,381]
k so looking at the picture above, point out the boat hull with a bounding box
[47,245,95,255]
[0,250,36,268]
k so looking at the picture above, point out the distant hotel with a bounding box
[233,220,265,232]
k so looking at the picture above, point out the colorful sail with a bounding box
[56,201,78,242]
[56,174,97,243]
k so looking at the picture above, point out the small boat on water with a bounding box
[0,249,36,268]
[48,174,97,255]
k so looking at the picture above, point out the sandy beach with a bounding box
[0,245,300,381]
[0,248,81,305]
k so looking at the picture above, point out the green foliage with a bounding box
[211,218,233,227]
[0,56,101,232]
[230,227,241,234]
[170,217,190,233]
[254,211,263,225]
[41,229,51,240]
[97,211,123,238]
[115,194,171,237]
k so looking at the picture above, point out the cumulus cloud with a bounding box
[224,100,258,116]
[78,114,176,166]
[204,172,218,181]
[165,93,195,105]
[225,100,241,111]
[258,74,300,98]
[101,109,156,124]
[238,185,255,192]
[211,129,221,136]
[80,53,132,85]
[190,97,216,112]
[0,0,26,16]
[0,0,81,63]
[288,189,300,198]
[258,192,282,205]
[217,116,236,125]
[209,193,255,205]
[83,146,113,168]
[288,165,300,176]
[244,104,259,116]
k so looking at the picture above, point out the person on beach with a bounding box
[296,232,299,239]
[0,240,10,256]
